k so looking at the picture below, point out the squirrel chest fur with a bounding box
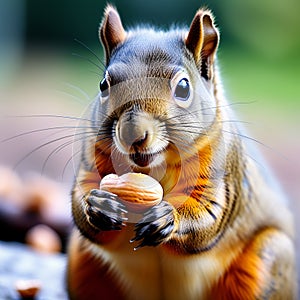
[67,6,296,300]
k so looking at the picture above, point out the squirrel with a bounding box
[67,5,297,300]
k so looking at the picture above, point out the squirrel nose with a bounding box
[120,124,148,148]
[117,111,152,151]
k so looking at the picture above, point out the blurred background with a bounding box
[0,0,299,290]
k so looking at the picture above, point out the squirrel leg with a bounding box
[211,228,296,300]
[67,229,124,300]
[68,168,128,299]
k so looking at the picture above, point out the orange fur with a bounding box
[210,228,294,299]
[67,231,124,300]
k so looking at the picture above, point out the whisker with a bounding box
[74,38,105,67]
[2,126,99,143]
[167,128,204,136]
[54,82,92,105]
[110,144,131,173]
[221,129,288,161]
[221,129,267,149]
[41,132,97,175]
[62,148,82,180]
[54,90,87,105]
[215,100,257,110]
[13,131,95,170]
[4,114,101,125]
[72,52,104,72]
[163,101,255,124]
[94,138,114,153]
[167,120,251,127]
[89,70,104,78]
[200,100,257,113]
[62,82,91,101]
[161,131,195,155]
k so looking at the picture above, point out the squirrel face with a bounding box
[94,6,220,173]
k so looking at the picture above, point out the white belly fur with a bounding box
[88,225,235,300]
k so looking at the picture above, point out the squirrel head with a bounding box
[94,5,221,177]
[99,5,219,80]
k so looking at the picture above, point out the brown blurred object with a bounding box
[15,279,41,299]
[22,173,70,226]
[0,166,71,251]
[26,224,62,253]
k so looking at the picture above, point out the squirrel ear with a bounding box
[185,9,219,80]
[99,5,126,63]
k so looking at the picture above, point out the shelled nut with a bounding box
[100,173,163,213]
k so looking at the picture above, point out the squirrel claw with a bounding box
[131,201,175,248]
[85,189,128,231]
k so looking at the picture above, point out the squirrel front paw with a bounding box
[131,201,175,250]
[85,189,128,231]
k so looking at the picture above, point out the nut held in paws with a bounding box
[100,173,163,213]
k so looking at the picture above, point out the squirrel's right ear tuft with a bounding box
[99,5,127,63]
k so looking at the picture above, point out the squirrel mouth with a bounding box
[129,152,157,167]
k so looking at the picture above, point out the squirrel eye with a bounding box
[99,77,110,99]
[174,78,190,100]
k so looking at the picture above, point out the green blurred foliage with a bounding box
[220,0,300,58]
[23,0,300,56]
[1,0,299,111]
